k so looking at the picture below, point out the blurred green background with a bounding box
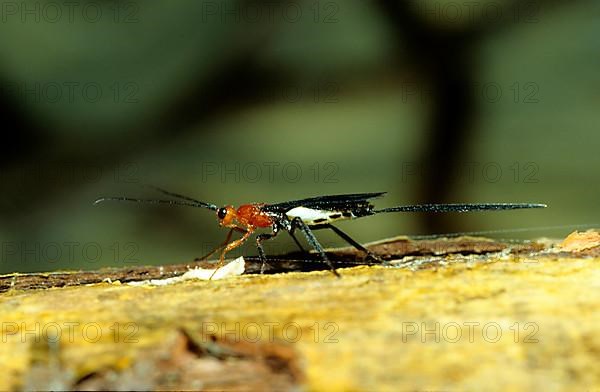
[0,0,598,273]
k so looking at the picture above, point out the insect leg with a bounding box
[195,227,246,262]
[311,224,384,263]
[291,217,340,277]
[287,227,306,253]
[256,231,279,274]
[210,227,254,280]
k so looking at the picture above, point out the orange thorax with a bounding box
[236,204,273,228]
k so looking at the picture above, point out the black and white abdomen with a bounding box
[285,207,355,226]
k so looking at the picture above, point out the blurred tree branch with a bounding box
[374,0,584,232]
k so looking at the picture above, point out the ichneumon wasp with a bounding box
[94,186,546,277]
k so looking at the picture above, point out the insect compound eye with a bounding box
[217,207,227,220]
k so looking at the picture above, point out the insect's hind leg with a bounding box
[291,217,340,277]
[312,224,384,263]
[256,231,279,274]
[287,227,306,253]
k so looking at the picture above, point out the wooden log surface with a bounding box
[1,231,599,390]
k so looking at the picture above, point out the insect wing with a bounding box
[262,193,387,226]
[261,192,386,214]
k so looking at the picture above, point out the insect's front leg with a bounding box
[290,217,340,277]
[195,227,247,262]
[210,226,254,280]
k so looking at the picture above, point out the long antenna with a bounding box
[142,185,214,206]
[93,186,219,211]
[375,203,547,214]
[93,197,218,210]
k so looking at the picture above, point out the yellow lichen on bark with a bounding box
[1,254,599,390]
